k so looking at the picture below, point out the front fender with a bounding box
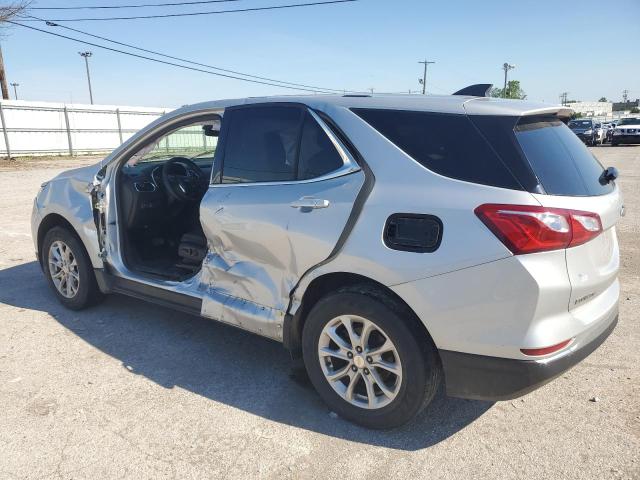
[33,166,102,269]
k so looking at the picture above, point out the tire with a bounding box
[42,226,103,310]
[611,141,618,146]
[302,285,441,429]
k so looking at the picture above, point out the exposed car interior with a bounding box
[117,117,220,280]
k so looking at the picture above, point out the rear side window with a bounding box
[298,112,344,180]
[514,119,612,196]
[352,108,521,190]
[222,106,302,183]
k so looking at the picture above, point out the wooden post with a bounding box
[63,106,73,156]
[0,102,11,158]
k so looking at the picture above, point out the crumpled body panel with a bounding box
[33,163,103,268]
[199,173,364,340]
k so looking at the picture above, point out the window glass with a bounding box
[352,108,520,189]
[514,119,612,196]
[222,106,302,183]
[298,113,344,180]
[126,121,218,167]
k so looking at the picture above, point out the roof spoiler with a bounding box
[453,84,493,97]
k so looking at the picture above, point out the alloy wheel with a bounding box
[317,315,403,409]
[48,240,80,299]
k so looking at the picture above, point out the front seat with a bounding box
[178,230,207,265]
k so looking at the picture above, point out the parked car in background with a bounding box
[593,123,607,145]
[32,91,622,428]
[602,123,614,143]
[611,117,640,145]
[568,119,601,146]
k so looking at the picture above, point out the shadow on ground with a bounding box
[0,261,493,451]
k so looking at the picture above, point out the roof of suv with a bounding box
[175,94,573,119]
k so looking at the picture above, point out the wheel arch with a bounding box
[37,213,82,268]
[284,271,437,357]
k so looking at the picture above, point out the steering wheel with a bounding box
[161,157,208,202]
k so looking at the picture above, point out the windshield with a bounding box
[568,120,592,129]
[126,124,218,167]
[618,118,640,126]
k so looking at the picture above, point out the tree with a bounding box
[631,107,640,114]
[571,112,584,119]
[489,80,527,100]
[0,2,30,100]
[598,97,608,102]
[0,2,28,23]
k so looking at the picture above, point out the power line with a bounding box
[17,0,357,22]
[31,0,243,9]
[23,14,350,93]
[8,20,348,94]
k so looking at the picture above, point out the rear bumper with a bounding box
[440,309,618,401]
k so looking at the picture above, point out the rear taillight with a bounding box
[475,204,602,254]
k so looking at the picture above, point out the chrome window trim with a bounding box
[212,107,361,188]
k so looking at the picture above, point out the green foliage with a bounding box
[570,112,584,119]
[598,97,608,102]
[630,107,640,114]
[489,80,527,100]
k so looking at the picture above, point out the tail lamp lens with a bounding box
[475,204,602,254]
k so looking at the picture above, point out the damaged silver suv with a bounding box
[32,86,622,428]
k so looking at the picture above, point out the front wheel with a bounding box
[302,286,441,429]
[42,226,103,310]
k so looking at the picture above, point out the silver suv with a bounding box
[32,89,622,428]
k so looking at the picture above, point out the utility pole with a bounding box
[559,92,569,106]
[502,63,515,98]
[10,82,18,100]
[78,51,94,104]
[418,59,435,95]
[0,44,9,100]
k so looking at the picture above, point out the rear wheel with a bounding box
[302,286,441,429]
[42,226,103,310]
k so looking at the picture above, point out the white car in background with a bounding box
[612,117,640,145]
[593,123,607,145]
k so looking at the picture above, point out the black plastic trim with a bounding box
[440,312,618,401]
[95,268,202,316]
[383,213,443,253]
[452,83,493,97]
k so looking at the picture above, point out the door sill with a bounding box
[94,268,202,316]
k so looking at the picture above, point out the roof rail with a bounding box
[452,84,493,97]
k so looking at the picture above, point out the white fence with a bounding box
[0,100,172,157]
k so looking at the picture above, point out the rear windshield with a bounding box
[352,108,521,190]
[514,118,612,196]
[618,117,640,126]
[568,120,592,129]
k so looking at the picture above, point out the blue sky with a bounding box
[3,0,639,107]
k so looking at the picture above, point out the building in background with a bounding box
[612,99,640,112]
[565,101,613,117]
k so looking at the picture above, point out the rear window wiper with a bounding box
[599,167,619,185]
